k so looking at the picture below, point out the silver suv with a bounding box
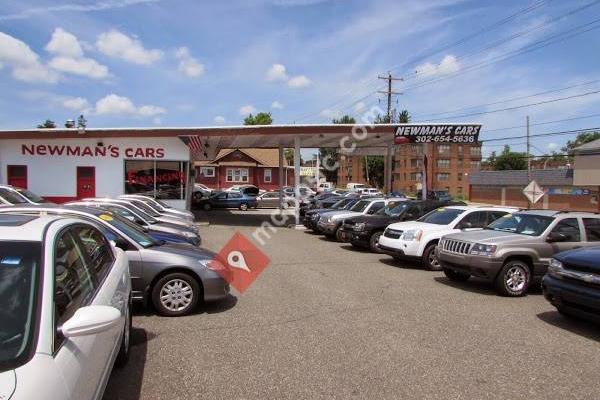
[437,210,600,296]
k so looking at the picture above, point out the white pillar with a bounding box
[294,136,301,226]
[386,144,393,194]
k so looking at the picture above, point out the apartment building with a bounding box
[337,143,482,196]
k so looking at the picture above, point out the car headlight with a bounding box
[401,229,422,241]
[353,222,366,231]
[469,243,497,256]
[182,231,196,238]
[548,258,563,273]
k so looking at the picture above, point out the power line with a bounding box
[481,126,600,142]
[481,112,600,133]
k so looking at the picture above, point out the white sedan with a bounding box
[0,214,131,400]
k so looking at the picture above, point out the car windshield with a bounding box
[15,189,48,203]
[0,188,28,204]
[0,241,40,372]
[331,199,349,209]
[129,199,162,217]
[376,201,408,217]
[152,198,171,209]
[486,213,554,236]
[350,200,371,213]
[101,212,161,248]
[116,203,159,224]
[418,208,465,225]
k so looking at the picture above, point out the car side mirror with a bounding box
[459,221,473,229]
[110,238,130,251]
[546,231,568,243]
[405,213,415,220]
[60,305,122,338]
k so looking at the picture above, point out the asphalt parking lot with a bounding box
[104,209,600,400]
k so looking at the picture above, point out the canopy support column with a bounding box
[294,136,301,226]
[279,144,284,211]
[385,144,393,195]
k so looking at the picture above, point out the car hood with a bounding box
[555,247,600,273]
[152,221,196,234]
[345,214,395,227]
[386,221,451,233]
[151,242,216,260]
[0,370,16,399]
[330,211,362,220]
[443,229,534,244]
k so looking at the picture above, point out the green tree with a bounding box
[331,115,356,124]
[562,131,600,153]
[37,119,56,129]
[243,112,273,125]
[362,155,385,188]
[319,115,356,184]
[284,148,294,166]
[373,108,411,124]
[488,145,527,170]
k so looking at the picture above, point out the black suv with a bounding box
[543,245,600,322]
[300,192,343,216]
[339,200,464,252]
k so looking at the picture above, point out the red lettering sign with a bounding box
[20,144,166,159]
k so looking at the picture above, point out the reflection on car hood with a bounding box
[555,247,600,273]
[345,215,395,227]
[153,242,216,259]
[443,229,533,244]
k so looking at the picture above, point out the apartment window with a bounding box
[457,186,463,194]
[438,144,450,154]
[410,172,422,181]
[410,159,422,168]
[226,168,249,183]
[264,168,272,183]
[470,160,481,170]
[458,172,463,181]
[200,166,215,177]
[437,173,450,181]
[457,159,463,169]
[437,159,450,168]
[457,146,464,157]
[470,146,482,157]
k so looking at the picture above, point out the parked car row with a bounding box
[304,199,600,322]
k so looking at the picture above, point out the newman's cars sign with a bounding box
[394,124,481,144]
[21,144,166,158]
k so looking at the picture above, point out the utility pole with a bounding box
[377,72,403,121]
[526,115,531,182]
[378,72,403,193]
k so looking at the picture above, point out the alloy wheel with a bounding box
[505,266,527,292]
[160,279,194,312]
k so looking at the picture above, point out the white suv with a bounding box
[377,205,517,270]
[0,214,131,400]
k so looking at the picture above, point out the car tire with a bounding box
[335,227,345,242]
[152,272,201,317]
[443,268,470,282]
[203,203,211,211]
[495,260,531,297]
[369,231,383,253]
[193,192,203,201]
[239,203,249,211]
[422,243,442,271]
[114,297,132,368]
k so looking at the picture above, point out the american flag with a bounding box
[182,135,207,159]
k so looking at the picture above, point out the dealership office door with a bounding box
[7,165,27,188]
[77,167,96,199]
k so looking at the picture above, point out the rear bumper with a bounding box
[542,274,600,323]
[438,251,503,280]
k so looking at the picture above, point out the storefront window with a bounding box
[125,160,188,200]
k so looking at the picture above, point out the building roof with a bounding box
[469,168,574,186]
[195,148,288,167]
[574,138,600,153]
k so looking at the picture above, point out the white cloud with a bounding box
[153,117,162,125]
[547,142,558,151]
[0,0,161,21]
[45,27,83,57]
[287,75,311,88]
[214,115,226,124]
[239,105,256,115]
[96,30,163,65]
[175,47,204,78]
[45,28,109,79]
[94,94,166,117]
[415,54,460,78]
[0,32,58,83]
[62,96,89,111]
[354,101,366,112]
[271,100,284,109]
[266,63,288,82]
[320,108,342,120]
[49,56,109,79]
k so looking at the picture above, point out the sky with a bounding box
[1,0,600,158]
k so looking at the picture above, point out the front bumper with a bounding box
[317,220,339,234]
[437,250,503,280]
[344,229,372,245]
[542,274,600,323]
[201,270,231,302]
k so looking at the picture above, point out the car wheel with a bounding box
[422,243,442,271]
[203,203,211,211]
[152,272,200,317]
[335,227,345,242]
[443,268,470,282]
[239,203,249,211]
[114,297,132,368]
[369,231,383,253]
[193,192,203,201]
[495,260,530,296]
